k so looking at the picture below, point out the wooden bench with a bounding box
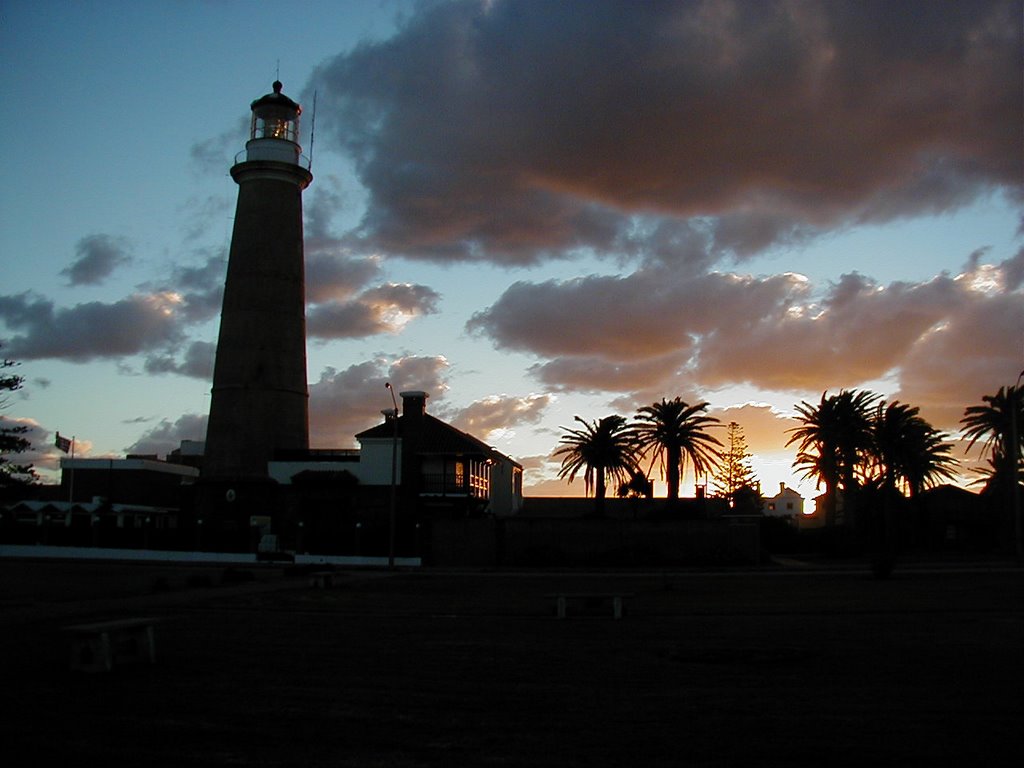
[546,593,634,620]
[63,617,158,673]
[308,571,337,589]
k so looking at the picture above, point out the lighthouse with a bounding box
[203,81,313,489]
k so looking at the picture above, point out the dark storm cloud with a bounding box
[61,234,132,286]
[0,292,183,361]
[312,0,1021,264]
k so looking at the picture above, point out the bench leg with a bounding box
[612,596,622,620]
[143,625,156,664]
[100,633,114,670]
[70,634,113,673]
[556,596,567,619]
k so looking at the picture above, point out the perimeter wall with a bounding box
[428,517,761,567]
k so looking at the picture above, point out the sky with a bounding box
[2,0,1022,502]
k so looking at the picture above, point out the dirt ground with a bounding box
[1,557,1022,767]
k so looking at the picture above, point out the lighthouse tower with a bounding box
[203,81,313,487]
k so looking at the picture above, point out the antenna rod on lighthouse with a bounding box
[308,90,318,171]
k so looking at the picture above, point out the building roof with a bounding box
[357,413,521,467]
[250,80,301,113]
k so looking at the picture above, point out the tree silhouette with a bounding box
[863,400,957,572]
[867,401,957,497]
[1,351,36,493]
[712,421,758,502]
[961,383,1023,496]
[962,382,1023,558]
[617,470,653,499]
[787,389,879,526]
[555,415,641,517]
[634,398,721,501]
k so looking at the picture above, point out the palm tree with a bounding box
[634,398,721,501]
[898,421,958,499]
[962,381,1024,559]
[865,400,957,567]
[961,384,1023,495]
[867,401,956,496]
[554,415,641,517]
[787,389,879,526]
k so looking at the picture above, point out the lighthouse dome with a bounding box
[244,81,303,163]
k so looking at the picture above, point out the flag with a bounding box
[55,432,72,453]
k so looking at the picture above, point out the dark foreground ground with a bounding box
[1,557,1022,767]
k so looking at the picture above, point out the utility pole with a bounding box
[386,382,399,569]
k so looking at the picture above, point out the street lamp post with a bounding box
[385,382,399,569]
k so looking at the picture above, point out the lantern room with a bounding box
[242,80,303,164]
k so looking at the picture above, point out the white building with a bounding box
[763,483,805,521]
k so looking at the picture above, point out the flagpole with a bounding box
[69,436,76,504]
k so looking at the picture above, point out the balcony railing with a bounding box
[420,472,490,499]
[233,149,313,170]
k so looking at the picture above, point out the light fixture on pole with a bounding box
[385,382,399,569]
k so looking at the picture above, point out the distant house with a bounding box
[762,483,806,524]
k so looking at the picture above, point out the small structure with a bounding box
[59,456,198,508]
[64,617,158,673]
[762,483,805,523]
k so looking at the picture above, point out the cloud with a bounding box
[307,283,440,339]
[125,413,208,458]
[189,116,249,176]
[0,417,96,475]
[306,253,382,304]
[695,272,963,391]
[143,341,216,380]
[469,249,1021,430]
[710,403,799,455]
[530,354,690,395]
[61,235,132,286]
[0,291,184,361]
[311,0,1021,265]
[894,290,1024,431]
[468,268,803,362]
[163,251,226,323]
[179,194,234,243]
[308,355,450,447]
[447,393,553,441]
